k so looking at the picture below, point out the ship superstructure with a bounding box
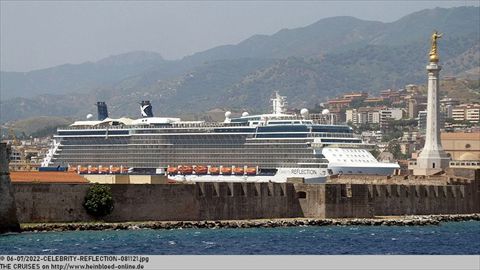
[42,92,399,183]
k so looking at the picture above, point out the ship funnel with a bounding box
[140,100,154,118]
[96,101,109,120]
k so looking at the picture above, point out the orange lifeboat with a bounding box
[246,167,257,175]
[233,167,244,175]
[110,167,120,174]
[99,167,109,174]
[79,167,88,174]
[121,167,129,174]
[221,166,232,175]
[194,166,208,175]
[68,166,77,173]
[209,166,220,175]
[178,165,193,175]
[89,167,99,174]
[167,167,178,175]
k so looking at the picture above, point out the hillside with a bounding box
[418,79,480,103]
[185,7,479,63]
[0,6,479,123]
[0,51,189,99]
[1,116,72,138]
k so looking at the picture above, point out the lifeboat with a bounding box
[99,167,109,174]
[246,167,257,175]
[233,167,244,175]
[68,166,77,173]
[167,167,178,175]
[89,167,99,174]
[110,167,120,174]
[221,166,232,175]
[194,166,208,175]
[209,166,220,175]
[178,165,193,175]
[121,167,129,174]
[79,167,88,174]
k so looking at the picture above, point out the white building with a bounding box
[379,108,403,128]
[451,104,480,123]
[345,107,382,125]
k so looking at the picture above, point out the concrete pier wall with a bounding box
[11,169,479,223]
[369,181,479,216]
[13,183,308,222]
[0,143,20,233]
[13,182,375,223]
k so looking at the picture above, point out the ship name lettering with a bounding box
[291,169,317,175]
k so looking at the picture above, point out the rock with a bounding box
[128,225,140,230]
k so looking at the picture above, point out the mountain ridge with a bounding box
[1,6,479,123]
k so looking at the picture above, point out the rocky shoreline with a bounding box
[19,214,480,232]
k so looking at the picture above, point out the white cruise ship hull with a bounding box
[168,167,328,183]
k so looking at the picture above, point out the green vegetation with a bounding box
[352,123,380,133]
[4,116,71,137]
[369,148,380,159]
[419,79,480,103]
[382,131,403,142]
[381,119,417,142]
[387,140,408,160]
[83,184,114,218]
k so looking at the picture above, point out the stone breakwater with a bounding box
[21,214,480,232]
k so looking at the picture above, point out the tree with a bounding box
[369,148,380,158]
[83,184,114,218]
[387,140,404,160]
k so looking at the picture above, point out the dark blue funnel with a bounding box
[141,100,153,118]
[96,102,109,120]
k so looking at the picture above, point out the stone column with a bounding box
[0,143,20,233]
[414,62,450,175]
[424,63,441,151]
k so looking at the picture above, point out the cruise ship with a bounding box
[42,93,399,183]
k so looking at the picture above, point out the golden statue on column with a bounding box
[429,31,442,62]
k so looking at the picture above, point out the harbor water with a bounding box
[1,221,479,255]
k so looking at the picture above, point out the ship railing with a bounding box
[309,132,355,138]
[58,126,130,131]
[58,122,249,131]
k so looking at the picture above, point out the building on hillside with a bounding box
[328,108,344,124]
[364,97,384,104]
[327,99,352,110]
[400,131,422,157]
[406,95,427,119]
[380,89,405,104]
[362,107,381,124]
[440,98,460,119]
[405,84,419,94]
[418,111,427,133]
[345,106,384,125]
[361,131,383,144]
[342,92,368,101]
[466,107,480,123]
[345,109,358,124]
[440,132,480,161]
[452,104,480,123]
[379,108,403,128]
[407,98,417,119]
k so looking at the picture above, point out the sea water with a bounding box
[1,221,479,255]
